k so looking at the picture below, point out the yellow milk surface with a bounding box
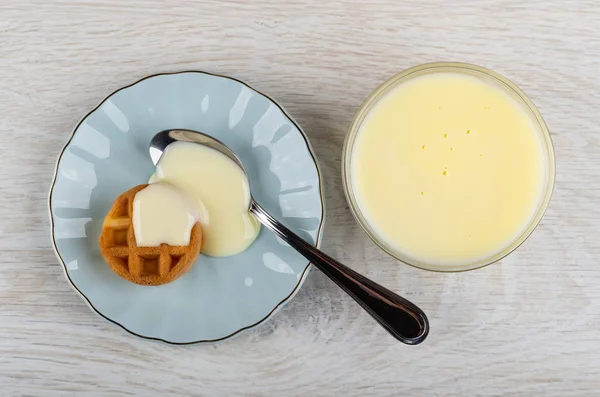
[351,72,545,266]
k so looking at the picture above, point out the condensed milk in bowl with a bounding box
[342,62,555,272]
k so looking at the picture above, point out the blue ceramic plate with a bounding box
[49,72,325,344]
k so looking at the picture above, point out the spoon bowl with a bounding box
[150,129,430,345]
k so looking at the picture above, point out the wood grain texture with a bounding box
[1,0,599,395]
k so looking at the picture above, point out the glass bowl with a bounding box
[342,62,555,272]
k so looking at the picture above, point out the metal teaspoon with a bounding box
[149,129,429,345]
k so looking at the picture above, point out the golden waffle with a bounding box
[98,184,202,286]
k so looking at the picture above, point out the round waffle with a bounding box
[98,184,202,286]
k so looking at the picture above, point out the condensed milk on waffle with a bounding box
[99,141,261,285]
[132,182,200,247]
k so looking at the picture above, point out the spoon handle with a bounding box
[250,201,429,345]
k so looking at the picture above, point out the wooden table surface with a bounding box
[1,1,599,396]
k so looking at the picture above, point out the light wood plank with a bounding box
[0,1,599,395]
